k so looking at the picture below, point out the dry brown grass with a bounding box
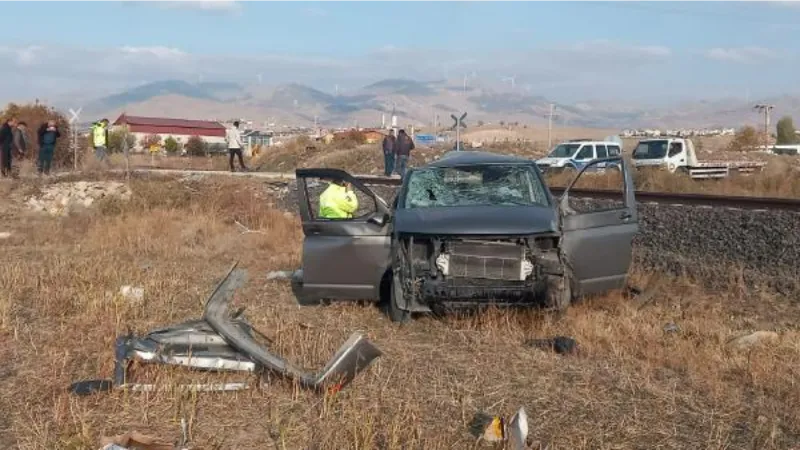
[1,176,799,449]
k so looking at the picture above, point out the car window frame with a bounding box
[575,145,594,160]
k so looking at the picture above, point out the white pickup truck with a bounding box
[630,138,767,179]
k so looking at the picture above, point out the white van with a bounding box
[536,140,622,173]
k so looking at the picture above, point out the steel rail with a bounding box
[125,166,800,212]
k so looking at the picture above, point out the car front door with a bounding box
[295,168,393,303]
[558,157,638,296]
[571,144,595,170]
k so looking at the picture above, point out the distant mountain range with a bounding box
[78,78,800,130]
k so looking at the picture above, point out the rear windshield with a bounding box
[632,141,668,159]
[403,164,550,208]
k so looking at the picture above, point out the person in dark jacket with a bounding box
[381,131,396,176]
[0,117,18,178]
[37,120,61,175]
[393,129,415,178]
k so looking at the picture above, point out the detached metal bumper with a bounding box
[70,262,383,396]
[204,264,383,392]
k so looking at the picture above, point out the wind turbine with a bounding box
[501,75,517,89]
[257,73,263,85]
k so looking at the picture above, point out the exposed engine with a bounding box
[397,235,561,306]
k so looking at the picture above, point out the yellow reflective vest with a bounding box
[319,183,358,219]
[93,123,107,147]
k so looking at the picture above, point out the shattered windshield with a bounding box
[632,141,668,159]
[548,143,580,158]
[403,164,549,208]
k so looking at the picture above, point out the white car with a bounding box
[536,140,622,173]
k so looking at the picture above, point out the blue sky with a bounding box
[1,1,799,105]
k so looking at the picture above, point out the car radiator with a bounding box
[445,241,529,281]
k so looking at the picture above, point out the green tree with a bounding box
[164,136,180,154]
[0,102,73,167]
[185,135,207,156]
[107,128,136,153]
[726,125,761,152]
[776,116,799,145]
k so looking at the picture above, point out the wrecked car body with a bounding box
[70,263,382,396]
[292,151,639,322]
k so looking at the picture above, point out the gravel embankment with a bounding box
[267,181,800,294]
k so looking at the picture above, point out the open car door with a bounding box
[295,168,392,303]
[558,157,638,296]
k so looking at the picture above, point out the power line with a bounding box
[579,2,800,27]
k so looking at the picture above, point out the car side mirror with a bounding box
[368,212,390,227]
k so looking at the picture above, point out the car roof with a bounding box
[560,140,621,145]
[423,151,533,168]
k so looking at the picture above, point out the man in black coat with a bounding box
[0,117,18,178]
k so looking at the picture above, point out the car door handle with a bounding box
[307,225,323,234]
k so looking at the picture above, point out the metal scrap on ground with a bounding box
[69,262,383,396]
[470,407,529,449]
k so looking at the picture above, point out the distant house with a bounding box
[242,130,273,156]
[112,114,227,152]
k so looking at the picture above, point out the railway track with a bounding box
[124,166,800,213]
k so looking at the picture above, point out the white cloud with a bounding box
[704,46,779,63]
[0,45,44,66]
[120,46,187,59]
[555,40,672,62]
[152,1,241,14]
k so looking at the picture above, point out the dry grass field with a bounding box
[1,174,799,449]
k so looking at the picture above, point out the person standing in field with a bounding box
[226,120,248,172]
[0,117,17,178]
[91,118,110,164]
[37,120,61,176]
[393,129,415,178]
[13,121,29,167]
[381,130,396,176]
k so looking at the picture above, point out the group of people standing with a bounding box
[381,129,415,177]
[0,117,61,178]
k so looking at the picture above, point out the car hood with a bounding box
[536,157,569,165]
[393,205,558,236]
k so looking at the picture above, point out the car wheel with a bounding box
[388,273,411,323]
[545,272,572,312]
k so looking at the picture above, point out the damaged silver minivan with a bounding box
[293,151,638,322]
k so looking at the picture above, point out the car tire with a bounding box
[545,272,573,312]
[388,273,411,323]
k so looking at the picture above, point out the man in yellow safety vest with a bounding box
[92,118,110,164]
[319,179,358,219]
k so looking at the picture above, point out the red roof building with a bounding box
[113,114,226,138]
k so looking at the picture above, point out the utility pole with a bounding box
[754,104,774,151]
[544,103,560,150]
[68,107,82,172]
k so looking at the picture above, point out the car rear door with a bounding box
[295,168,392,302]
[558,157,638,296]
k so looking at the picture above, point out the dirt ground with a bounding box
[0,175,798,450]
